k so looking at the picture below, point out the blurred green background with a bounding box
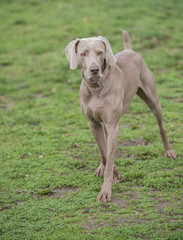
[0,0,183,239]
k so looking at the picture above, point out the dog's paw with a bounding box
[95,163,105,177]
[113,164,121,183]
[97,185,111,202]
[165,150,176,159]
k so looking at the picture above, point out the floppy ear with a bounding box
[98,36,116,66]
[65,38,80,70]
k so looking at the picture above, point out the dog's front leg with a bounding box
[89,121,106,177]
[97,123,119,202]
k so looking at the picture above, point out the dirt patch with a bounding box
[89,137,151,149]
[0,103,13,110]
[119,137,151,147]
[78,166,88,171]
[47,187,77,198]
[21,154,29,159]
[163,96,183,103]
[155,201,171,211]
[36,92,42,98]
[73,152,84,160]
[0,206,12,211]
[121,123,130,128]
[116,136,151,159]
[149,191,179,213]
[126,110,142,116]
[115,217,131,225]
[81,215,151,231]
[116,150,132,159]
[32,187,77,199]
[158,68,169,75]
[135,151,159,161]
[151,197,178,213]
[111,195,129,209]
[116,217,151,226]
[81,217,108,231]
[173,98,183,103]
[0,201,23,212]
[112,189,143,208]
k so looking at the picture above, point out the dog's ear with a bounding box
[65,38,80,70]
[98,36,116,66]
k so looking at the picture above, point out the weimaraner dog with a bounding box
[65,30,176,202]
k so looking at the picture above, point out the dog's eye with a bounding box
[97,51,103,56]
[81,52,86,57]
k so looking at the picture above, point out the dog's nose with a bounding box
[90,65,99,75]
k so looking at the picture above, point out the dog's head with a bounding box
[65,37,116,82]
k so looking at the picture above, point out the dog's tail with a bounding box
[122,30,132,50]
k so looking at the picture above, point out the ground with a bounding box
[0,0,183,239]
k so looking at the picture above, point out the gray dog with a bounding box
[65,30,176,202]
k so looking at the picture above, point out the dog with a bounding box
[65,30,176,202]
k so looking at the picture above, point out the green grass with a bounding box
[0,0,183,239]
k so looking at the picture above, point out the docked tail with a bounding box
[122,30,132,50]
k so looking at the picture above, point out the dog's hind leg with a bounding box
[137,60,176,159]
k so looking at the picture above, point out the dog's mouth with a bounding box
[86,72,103,82]
[88,76,101,82]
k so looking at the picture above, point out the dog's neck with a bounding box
[82,64,110,90]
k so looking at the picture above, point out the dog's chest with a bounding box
[85,97,107,123]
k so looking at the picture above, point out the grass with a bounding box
[0,0,183,239]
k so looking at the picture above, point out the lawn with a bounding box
[0,0,183,239]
